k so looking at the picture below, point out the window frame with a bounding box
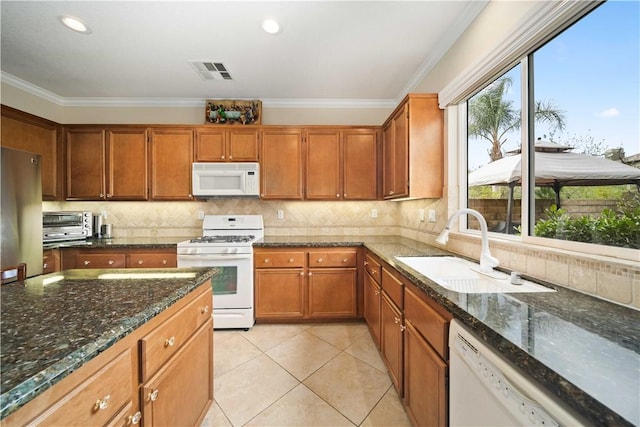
[445,0,639,262]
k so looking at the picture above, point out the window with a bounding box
[464,1,640,255]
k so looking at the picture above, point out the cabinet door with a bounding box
[381,293,403,394]
[391,106,409,198]
[227,129,259,161]
[195,129,226,162]
[305,129,341,200]
[260,129,303,199]
[142,321,213,427]
[255,269,305,319]
[107,129,148,200]
[404,321,447,427]
[150,129,194,200]
[1,106,60,200]
[343,129,378,200]
[308,268,357,318]
[66,129,106,200]
[364,272,382,349]
[43,249,61,274]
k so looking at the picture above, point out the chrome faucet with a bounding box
[435,208,499,274]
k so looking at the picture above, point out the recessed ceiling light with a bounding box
[58,15,92,34]
[262,18,280,35]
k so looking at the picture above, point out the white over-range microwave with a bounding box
[192,162,260,197]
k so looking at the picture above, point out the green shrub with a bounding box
[534,204,640,249]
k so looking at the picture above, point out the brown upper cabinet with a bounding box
[65,127,148,200]
[150,128,194,200]
[194,128,259,162]
[1,106,61,200]
[382,94,443,200]
[305,128,379,200]
[260,128,304,199]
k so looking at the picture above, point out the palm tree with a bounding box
[468,76,566,162]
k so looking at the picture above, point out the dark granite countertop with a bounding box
[43,236,191,250]
[256,235,640,426]
[0,267,215,419]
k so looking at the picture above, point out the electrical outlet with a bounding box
[197,210,205,220]
[371,209,378,218]
[428,209,437,223]
[419,209,425,222]
[277,209,285,220]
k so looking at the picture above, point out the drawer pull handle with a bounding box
[165,336,176,347]
[108,260,114,265]
[300,271,304,276]
[127,411,142,425]
[84,260,90,266]
[394,317,400,324]
[201,306,209,314]
[400,325,406,332]
[288,258,294,263]
[137,260,144,265]
[342,258,348,263]
[94,394,110,411]
[317,258,323,263]
[43,263,48,268]
[264,258,271,263]
[148,389,159,402]
[308,272,313,276]
[162,260,168,265]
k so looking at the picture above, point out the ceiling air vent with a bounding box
[189,61,233,81]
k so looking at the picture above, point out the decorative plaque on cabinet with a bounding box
[205,99,262,125]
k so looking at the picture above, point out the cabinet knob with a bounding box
[308,272,313,276]
[108,260,115,265]
[374,290,380,296]
[94,394,110,411]
[288,258,294,263]
[394,317,400,324]
[164,336,176,347]
[342,258,348,263]
[400,325,406,332]
[229,156,233,160]
[299,271,304,276]
[147,389,159,402]
[336,194,340,198]
[43,263,48,269]
[107,193,112,198]
[137,260,144,265]
[127,411,142,425]
[201,306,209,314]
[317,258,323,263]
[264,258,271,263]
[99,193,104,198]
[84,260,90,266]
[221,155,225,160]
[364,261,369,266]
[162,259,168,265]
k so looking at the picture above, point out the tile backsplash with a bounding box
[44,199,639,309]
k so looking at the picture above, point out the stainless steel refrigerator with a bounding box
[1,147,43,279]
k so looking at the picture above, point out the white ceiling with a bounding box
[1,1,486,108]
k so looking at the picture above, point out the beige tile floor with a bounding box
[200,322,412,427]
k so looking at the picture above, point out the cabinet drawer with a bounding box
[29,349,133,427]
[382,267,403,309]
[254,251,305,268]
[75,253,126,269]
[308,251,357,268]
[365,253,382,284]
[140,287,212,381]
[128,253,177,268]
[404,286,449,360]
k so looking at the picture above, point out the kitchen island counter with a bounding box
[256,235,640,426]
[0,267,215,420]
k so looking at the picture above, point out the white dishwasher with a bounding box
[449,319,587,426]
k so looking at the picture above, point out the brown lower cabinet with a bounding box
[43,249,61,274]
[363,250,451,427]
[4,281,213,427]
[61,248,177,270]
[254,247,361,321]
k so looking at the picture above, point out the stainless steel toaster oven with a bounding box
[43,211,92,242]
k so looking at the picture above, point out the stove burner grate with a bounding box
[189,235,256,244]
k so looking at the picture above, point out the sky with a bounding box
[468,0,640,170]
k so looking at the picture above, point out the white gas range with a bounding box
[177,215,263,329]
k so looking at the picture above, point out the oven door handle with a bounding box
[177,254,252,261]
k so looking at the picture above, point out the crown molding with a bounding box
[397,0,489,103]
[1,71,396,109]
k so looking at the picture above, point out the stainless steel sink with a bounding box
[394,256,554,294]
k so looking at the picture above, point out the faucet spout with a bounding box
[436,208,499,273]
